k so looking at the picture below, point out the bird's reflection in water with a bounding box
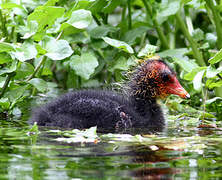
[129,145,182,180]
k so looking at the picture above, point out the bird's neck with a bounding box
[130,96,157,116]
[129,95,165,132]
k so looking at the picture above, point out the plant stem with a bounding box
[92,15,101,26]
[127,0,132,30]
[141,0,169,49]
[205,0,222,49]
[121,6,126,22]
[26,56,47,81]
[175,12,206,66]
[0,72,15,98]
[0,9,8,41]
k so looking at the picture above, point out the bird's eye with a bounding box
[162,73,169,82]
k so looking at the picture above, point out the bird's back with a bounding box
[31,90,140,130]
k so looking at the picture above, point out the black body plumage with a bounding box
[31,90,164,132]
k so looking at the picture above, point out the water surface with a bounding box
[0,115,222,180]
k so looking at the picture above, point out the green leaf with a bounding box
[41,36,73,60]
[157,0,180,24]
[138,44,158,57]
[159,48,198,72]
[206,65,222,78]
[61,9,92,30]
[0,61,17,75]
[4,85,28,104]
[64,32,90,44]
[21,20,38,39]
[0,98,10,110]
[108,56,135,72]
[192,28,204,42]
[44,0,60,6]
[14,62,34,79]
[29,78,48,92]
[209,49,222,64]
[184,67,207,81]
[28,122,39,135]
[206,97,222,105]
[1,2,27,11]
[208,80,222,89]
[102,0,121,13]
[0,42,15,53]
[89,25,118,39]
[193,69,205,91]
[184,0,205,8]
[206,33,217,47]
[89,0,108,14]
[54,126,98,143]
[27,6,65,32]
[0,76,6,88]
[0,53,12,64]
[69,52,99,80]
[12,41,37,62]
[102,37,134,54]
[12,107,22,117]
[123,26,150,45]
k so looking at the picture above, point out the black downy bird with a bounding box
[30,58,189,132]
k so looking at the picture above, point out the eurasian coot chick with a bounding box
[31,58,189,132]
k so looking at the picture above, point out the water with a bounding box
[0,116,222,180]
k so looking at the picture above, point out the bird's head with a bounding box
[129,58,190,100]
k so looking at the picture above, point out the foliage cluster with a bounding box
[0,0,222,121]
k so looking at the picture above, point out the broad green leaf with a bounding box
[108,56,135,72]
[206,66,222,78]
[157,0,180,24]
[54,126,98,143]
[41,36,73,60]
[21,20,38,39]
[0,53,12,64]
[64,32,90,44]
[102,0,121,13]
[208,80,222,89]
[12,41,37,62]
[193,69,205,91]
[209,49,222,64]
[192,28,204,42]
[0,76,6,88]
[61,9,92,30]
[1,2,27,11]
[4,85,28,103]
[206,97,222,104]
[27,6,65,32]
[12,107,22,117]
[159,48,198,72]
[184,67,207,81]
[0,61,17,75]
[82,79,101,88]
[102,37,134,54]
[185,0,205,9]
[0,98,10,110]
[89,25,117,39]
[0,42,15,53]
[138,44,158,57]
[89,0,108,14]
[44,0,60,6]
[46,19,61,34]
[29,78,48,92]
[69,52,99,80]
[123,26,150,45]
[14,62,34,79]
[206,33,217,47]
